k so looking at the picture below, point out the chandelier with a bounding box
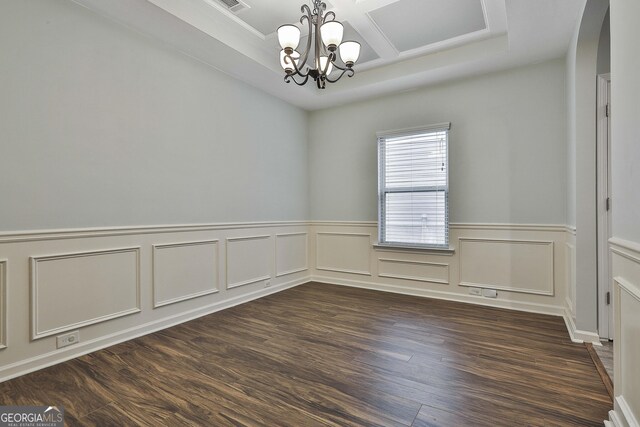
[276,0,361,89]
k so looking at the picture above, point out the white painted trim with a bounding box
[226,234,271,242]
[458,237,555,296]
[152,240,220,308]
[597,73,613,339]
[0,221,572,243]
[30,247,142,340]
[310,221,377,227]
[562,306,602,344]
[0,221,308,243]
[275,232,309,278]
[373,243,455,256]
[0,277,306,383]
[608,395,640,427]
[376,122,451,138]
[225,235,272,289]
[610,237,640,261]
[311,221,568,232]
[616,277,640,303]
[0,260,6,350]
[377,258,450,285]
[452,223,567,232]
[316,232,372,276]
[315,267,372,276]
[316,231,372,237]
[311,275,565,317]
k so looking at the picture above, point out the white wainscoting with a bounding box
[0,221,308,382]
[459,238,554,296]
[30,248,141,340]
[153,240,219,308]
[309,222,568,316]
[275,232,308,277]
[316,232,372,276]
[0,260,6,350]
[565,230,577,318]
[226,235,271,289]
[378,258,449,285]
[0,220,580,384]
[609,238,640,427]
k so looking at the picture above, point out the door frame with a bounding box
[596,73,612,340]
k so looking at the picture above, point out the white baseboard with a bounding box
[311,275,565,317]
[0,277,306,383]
[562,306,601,344]
[608,396,640,427]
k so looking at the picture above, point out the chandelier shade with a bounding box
[339,41,361,66]
[320,21,344,50]
[276,0,361,89]
[277,25,301,50]
[279,49,300,73]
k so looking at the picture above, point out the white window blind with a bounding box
[378,124,450,248]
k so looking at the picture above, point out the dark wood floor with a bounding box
[1,282,611,426]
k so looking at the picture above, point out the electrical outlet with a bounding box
[468,287,482,296]
[56,331,79,349]
[265,280,271,288]
[483,289,498,298]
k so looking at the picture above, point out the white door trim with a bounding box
[597,72,612,340]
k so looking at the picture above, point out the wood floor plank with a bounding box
[0,282,611,425]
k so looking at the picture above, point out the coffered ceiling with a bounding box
[71,0,586,110]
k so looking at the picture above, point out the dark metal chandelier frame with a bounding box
[277,0,361,89]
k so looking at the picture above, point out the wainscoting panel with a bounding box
[226,235,271,289]
[316,232,371,275]
[565,239,576,317]
[275,233,308,277]
[378,258,449,285]
[611,238,640,427]
[0,260,5,350]
[153,240,219,308]
[0,222,308,382]
[459,238,554,296]
[310,222,567,317]
[30,248,141,339]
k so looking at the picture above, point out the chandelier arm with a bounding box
[325,68,354,83]
[313,0,326,16]
[322,11,336,23]
[320,52,336,75]
[329,59,348,72]
[297,5,314,69]
[284,53,309,78]
[285,73,310,86]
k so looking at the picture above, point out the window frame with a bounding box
[377,123,451,250]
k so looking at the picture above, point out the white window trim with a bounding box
[377,122,451,250]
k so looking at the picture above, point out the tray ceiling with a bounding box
[70,0,586,110]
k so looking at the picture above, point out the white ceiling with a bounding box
[70,0,586,110]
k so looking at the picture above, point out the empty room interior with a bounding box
[1,0,639,426]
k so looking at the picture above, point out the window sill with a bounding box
[373,243,455,256]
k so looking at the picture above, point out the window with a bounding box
[377,123,450,249]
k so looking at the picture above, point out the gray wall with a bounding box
[597,10,611,75]
[566,0,609,333]
[611,1,640,244]
[309,59,567,224]
[0,0,309,231]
